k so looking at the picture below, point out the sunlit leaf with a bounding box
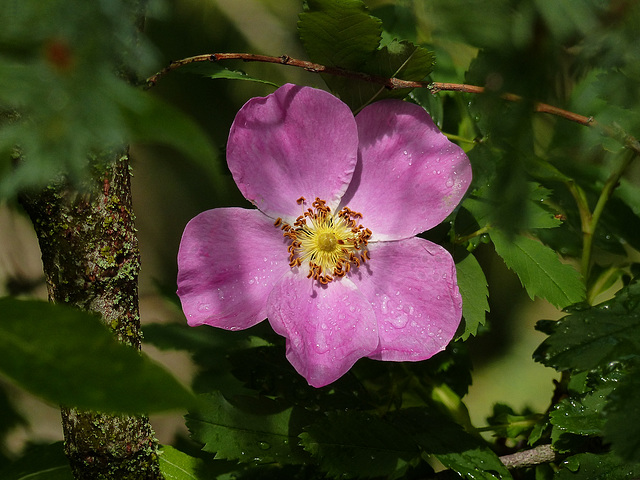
[491,231,585,308]
[180,62,280,88]
[158,446,203,480]
[455,250,489,340]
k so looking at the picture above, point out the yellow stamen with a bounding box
[278,197,371,284]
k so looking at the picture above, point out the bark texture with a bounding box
[20,150,162,479]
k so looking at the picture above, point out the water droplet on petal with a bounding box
[390,314,409,329]
[315,338,330,354]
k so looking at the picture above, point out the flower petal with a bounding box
[351,238,462,361]
[177,208,289,329]
[267,272,378,387]
[341,100,472,240]
[227,84,359,221]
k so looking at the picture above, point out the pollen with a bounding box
[275,198,372,284]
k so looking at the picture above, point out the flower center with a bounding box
[275,197,372,284]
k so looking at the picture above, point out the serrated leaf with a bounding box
[186,391,311,465]
[392,408,512,480]
[180,62,279,87]
[455,250,489,340]
[0,442,73,480]
[555,452,640,480]
[604,364,640,462]
[336,40,436,111]
[533,280,640,371]
[298,0,434,111]
[299,0,382,69]
[550,386,613,443]
[300,410,418,479]
[491,231,585,308]
[0,298,194,413]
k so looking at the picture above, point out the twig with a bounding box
[145,52,640,156]
[499,444,560,470]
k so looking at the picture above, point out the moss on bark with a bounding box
[20,150,162,480]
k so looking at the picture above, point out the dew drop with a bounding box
[390,314,409,329]
[258,441,271,450]
[315,339,330,354]
[445,178,454,188]
[380,296,389,314]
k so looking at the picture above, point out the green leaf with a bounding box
[298,0,434,111]
[464,182,562,231]
[555,452,640,480]
[334,40,436,111]
[299,0,382,69]
[491,231,585,308]
[533,280,640,371]
[186,391,311,465]
[158,446,204,480]
[158,445,252,480]
[0,442,73,480]
[300,410,418,479]
[550,386,613,445]
[487,404,543,440]
[392,408,512,480]
[180,62,279,88]
[604,364,640,462]
[0,298,194,413]
[455,250,489,340]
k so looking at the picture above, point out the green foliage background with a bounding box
[2,0,640,478]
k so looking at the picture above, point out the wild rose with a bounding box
[177,83,472,388]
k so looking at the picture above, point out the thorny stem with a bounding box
[145,52,640,156]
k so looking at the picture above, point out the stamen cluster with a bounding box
[275,197,372,284]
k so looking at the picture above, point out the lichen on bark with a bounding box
[20,149,162,479]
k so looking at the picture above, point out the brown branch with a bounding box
[145,52,640,156]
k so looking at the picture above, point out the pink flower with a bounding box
[177,84,472,388]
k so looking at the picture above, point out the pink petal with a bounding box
[341,100,472,241]
[177,208,290,329]
[267,272,378,387]
[227,84,359,221]
[352,238,462,361]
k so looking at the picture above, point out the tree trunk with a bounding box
[20,149,162,479]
